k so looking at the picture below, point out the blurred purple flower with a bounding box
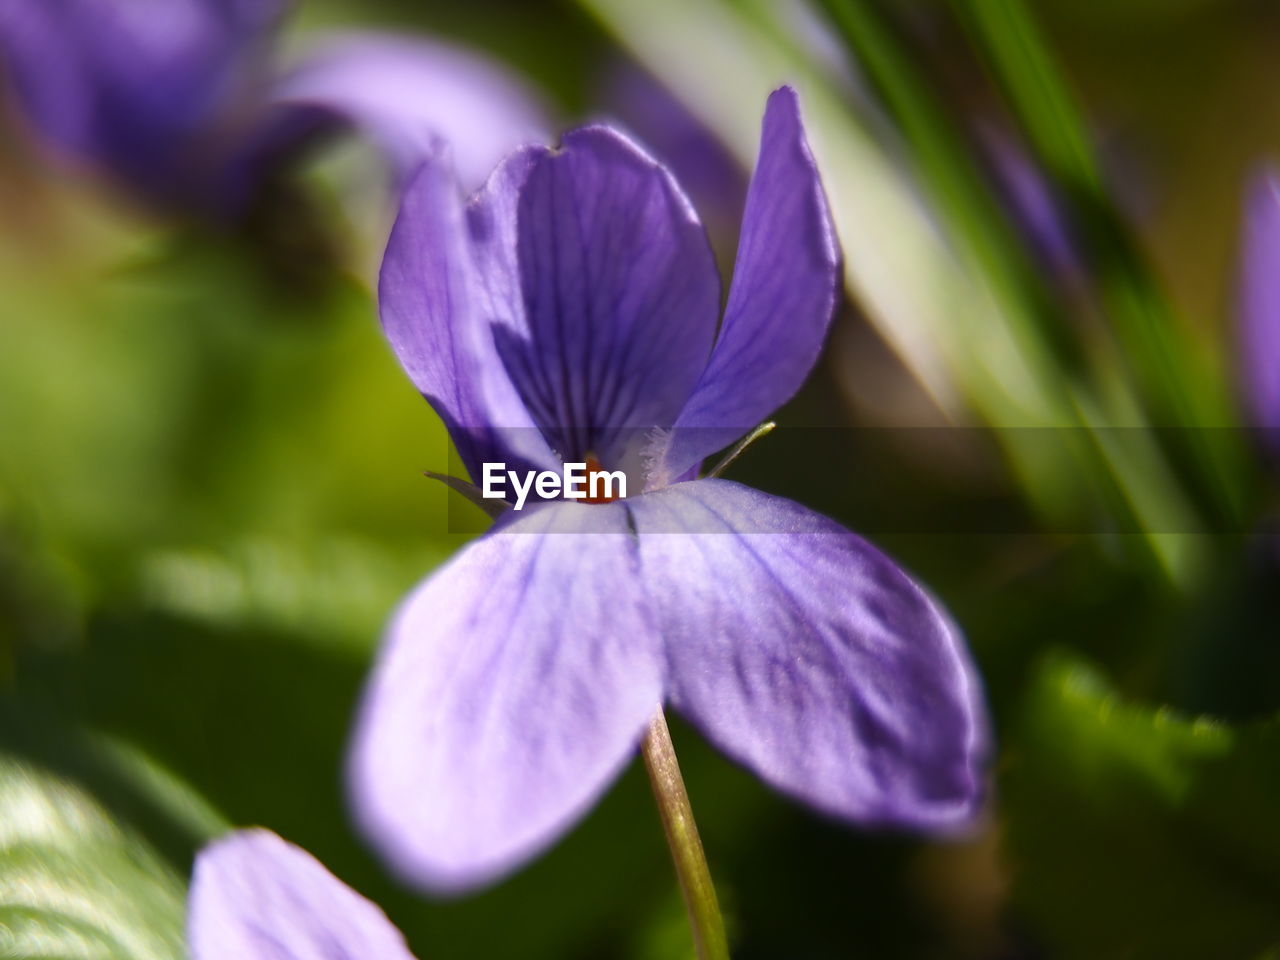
[977,123,1082,285]
[0,0,546,213]
[270,32,545,193]
[189,829,416,960]
[351,86,989,893]
[1240,169,1280,448]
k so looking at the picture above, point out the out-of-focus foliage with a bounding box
[0,711,211,960]
[1007,656,1280,959]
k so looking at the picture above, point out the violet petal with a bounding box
[379,150,558,480]
[349,500,665,893]
[628,478,988,828]
[188,829,416,960]
[665,86,841,479]
[499,126,721,468]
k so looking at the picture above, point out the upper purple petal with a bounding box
[496,126,721,468]
[627,479,988,828]
[0,0,284,200]
[266,31,549,191]
[662,86,841,480]
[602,61,748,245]
[1240,169,1280,446]
[188,829,416,960]
[379,151,558,480]
[349,500,665,893]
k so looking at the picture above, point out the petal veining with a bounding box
[379,151,558,479]
[496,126,721,468]
[628,479,988,828]
[349,500,665,892]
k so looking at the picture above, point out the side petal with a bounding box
[627,479,988,829]
[349,501,664,893]
[664,87,841,479]
[267,31,549,190]
[188,829,416,960]
[496,126,721,468]
[1240,170,1280,446]
[379,151,557,479]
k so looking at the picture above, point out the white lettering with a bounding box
[482,462,505,501]
[509,469,536,511]
[589,469,627,501]
[478,463,629,510]
[535,471,561,499]
[563,462,587,499]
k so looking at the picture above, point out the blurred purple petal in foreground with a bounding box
[353,86,990,894]
[189,829,416,960]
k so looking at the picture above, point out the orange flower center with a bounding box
[583,453,621,504]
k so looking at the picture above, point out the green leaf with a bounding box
[1005,656,1280,958]
[0,747,189,960]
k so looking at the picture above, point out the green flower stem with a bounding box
[641,709,730,960]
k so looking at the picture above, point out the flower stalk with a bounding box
[641,709,730,960]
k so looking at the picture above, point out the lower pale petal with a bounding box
[188,829,416,960]
[628,479,987,828]
[349,501,664,893]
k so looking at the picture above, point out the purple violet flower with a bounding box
[351,86,989,893]
[0,0,546,213]
[1240,169,1280,449]
[189,829,417,960]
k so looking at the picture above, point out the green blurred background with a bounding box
[2,1,1279,957]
